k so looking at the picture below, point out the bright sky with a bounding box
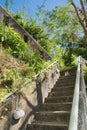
[0,0,68,16]
[0,0,80,18]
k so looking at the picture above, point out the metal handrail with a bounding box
[68,56,81,130]
[8,61,59,95]
[33,60,59,79]
[68,56,87,130]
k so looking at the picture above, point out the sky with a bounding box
[0,0,68,17]
[0,0,80,18]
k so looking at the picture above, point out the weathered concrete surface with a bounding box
[0,5,51,61]
[27,68,76,130]
[0,62,60,130]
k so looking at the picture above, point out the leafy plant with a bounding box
[0,21,50,74]
[0,25,28,59]
[13,13,51,52]
[0,89,8,103]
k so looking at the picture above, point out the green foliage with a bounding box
[4,1,87,70]
[13,12,51,52]
[0,24,28,59]
[83,65,87,86]
[13,9,27,27]
[25,21,51,52]
[74,47,87,60]
[0,45,36,102]
[0,43,52,104]
[1,2,87,103]
[36,5,86,67]
[0,21,50,74]
[24,47,47,73]
[5,0,9,11]
[0,89,8,103]
[5,0,13,11]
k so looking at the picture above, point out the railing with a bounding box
[68,56,87,130]
[33,60,59,79]
[2,60,59,100]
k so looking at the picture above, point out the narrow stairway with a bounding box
[27,67,76,130]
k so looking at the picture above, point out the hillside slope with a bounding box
[0,44,35,103]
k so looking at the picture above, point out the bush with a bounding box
[0,22,49,74]
[13,14,51,52]
[0,25,28,59]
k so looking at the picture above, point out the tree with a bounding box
[69,0,87,39]
[37,5,82,65]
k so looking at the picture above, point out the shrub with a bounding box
[0,22,49,74]
[0,25,28,59]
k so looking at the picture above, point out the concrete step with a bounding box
[56,81,75,86]
[41,102,72,111]
[35,111,70,124]
[57,78,75,84]
[50,90,74,97]
[59,74,76,80]
[27,122,68,130]
[53,86,74,92]
[26,69,76,130]
[45,96,73,103]
[55,83,75,88]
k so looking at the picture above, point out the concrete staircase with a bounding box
[27,68,76,130]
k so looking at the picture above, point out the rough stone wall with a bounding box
[0,6,51,61]
[0,62,60,130]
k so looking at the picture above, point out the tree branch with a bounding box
[80,0,87,26]
[71,0,87,36]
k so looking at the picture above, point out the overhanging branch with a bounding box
[71,0,87,36]
[80,0,87,26]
